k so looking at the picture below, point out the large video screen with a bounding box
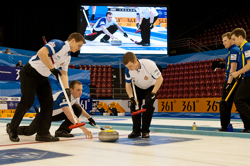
[78,5,167,55]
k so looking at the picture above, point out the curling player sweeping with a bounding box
[15,80,95,139]
[6,33,85,142]
[123,52,163,138]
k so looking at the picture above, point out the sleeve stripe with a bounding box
[46,44,55,55]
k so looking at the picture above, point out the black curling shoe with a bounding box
[6,123,20,142]
[35,134,60,142]
[142,133,150,138]
[55,131,74,137]
[128,132,141,138]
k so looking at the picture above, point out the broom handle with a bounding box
[132,80,139,110]
[82,8,92,31]
[42,36,78,124]
[225,75,241,102]
[57,76,78,124]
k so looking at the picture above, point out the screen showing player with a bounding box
[78,5,167,55]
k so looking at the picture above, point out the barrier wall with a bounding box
[0,65,91,113]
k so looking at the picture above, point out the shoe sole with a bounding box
[55,135,74,137]
[128,136,141,138]
[35,138,60,142]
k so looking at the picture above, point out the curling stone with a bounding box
[111,38,122,46]
[98,126,119,142]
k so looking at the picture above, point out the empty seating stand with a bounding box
[157,59,224,99]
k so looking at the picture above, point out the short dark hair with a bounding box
[106,12,113,17]
[123,52,136,65]
[67,32,86,44]
[230,28,246,39]
[69,80,82,89]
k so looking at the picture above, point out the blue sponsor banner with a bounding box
[80,98,92,111]
[0,66,21,81]
[156,8,167,18]
[7,101,19,109]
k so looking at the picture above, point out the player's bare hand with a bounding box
[110,35,115,39]
[83,129,93,139]
[230,72,239,78]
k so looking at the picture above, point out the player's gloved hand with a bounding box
[136,23,140,29]
[225,83,232,93]
[65,88,71,101]
[61,88,71,101]
[146,92,156,105]
[149,23,154,29]
[90,14,95,20]
[123,32,128,38]
[88,117,96,126]
[50,68,62,82]
[130,97,137,107]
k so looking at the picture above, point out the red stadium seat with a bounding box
[101,83,107,88]
[178,81,184,87]
[205,85,212,91]
[106,88,112,98]
[90,77,96,86]
[101,77,107,83]
[194,69,199,75]
[178,93,183,98]
[184,75,189,80]
[107,72,112,78]
[188,93,195,98]
[194,86,200,92]
[189,86,195,92]
[201,91,207,98]
[96,77,102,83]
[96,83,101,88]
[101,89,106,97]
[194,92,201,98]
[173,87,178,93]
[168,82,174,87]
[207,91,213,97]
[178,87,184,93]
[183,92,189,98]
[96,88,101,98]
[166,88,172,93]
[166,93,172,99]
[182,85,188,92]
[160,93,166,99]
[188,81,194,86]
[106,82,112,88]
[107,77,112,83]
[157,93,162,99]
[173,93,178,98]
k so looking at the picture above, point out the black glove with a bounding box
[136,23,140,29]
[65,88,71,101]
[130,97,137,107]
[149,23,154,29]
[146,92,156,105]
[225,83,232,93]
[61,88,71,101]
[88,117,96,126]
[90,14,95,20]
[50,68,62,82]
[123,32,128,38]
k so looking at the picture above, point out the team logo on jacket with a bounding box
[48,42,56,47]
[144,76,148,80]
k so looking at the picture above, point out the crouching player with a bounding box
[15,80,94,139]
